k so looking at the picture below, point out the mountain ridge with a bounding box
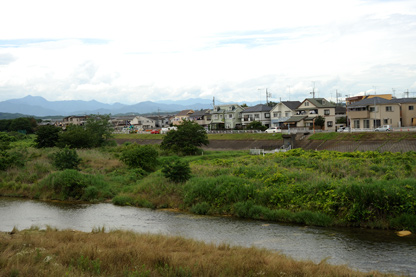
[0,95,228,117]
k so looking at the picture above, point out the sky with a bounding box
[1,0,416,105]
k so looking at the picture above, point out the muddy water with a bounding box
[1,197,415,276]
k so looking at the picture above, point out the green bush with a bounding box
[35,125,61,148]
[162,158,191,183]
[120,144,159,172]
[53,146,81,170]
[190,202,211,215]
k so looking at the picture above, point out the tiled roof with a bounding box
[175,109,194,116]
[304,98,336,108]
[282,101,301,110]
[348,97,394,107]
[242,104,272,112]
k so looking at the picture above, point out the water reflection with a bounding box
[0,197,415,276]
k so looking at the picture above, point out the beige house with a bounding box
[62,115,89,126]
[347,97,401,129]
[392,98,416,127]
[189,109,211,128]
[291,98,336,131]
[347,97,416,129]
[270,101,301,128]
[130,116,156,130]
[172,110,194,126]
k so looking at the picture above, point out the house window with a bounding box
[354,120,360,128]
[214,114,218,119]
[409,106,414,111]
[383,119,389,124]
[324,109,330,115]
[285,111,290,117]
[265,113,270,118]
[363,119,370,128]
[220,114,223,119]
[327,121,333,127]
[229,114,233,119]
[369,107,376,112]
[386,106,393,112]
[304,102,309,106]
[273,112,278,117]
[254,114,259,118]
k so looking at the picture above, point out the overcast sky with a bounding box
[1,0,416,104]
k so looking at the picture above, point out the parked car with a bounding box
[150,129,160,134]
[337,126,350,132]
[265,127,281,133]
[374,125,392,132]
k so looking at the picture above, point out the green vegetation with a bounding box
[120,144,159,172]
[0,228,386,277]
[1,133,416,232]
[162,157,191,183]
[52,146,81,170]
[35,125,60,148]
[161,120,208,155]
[58,115,114,148]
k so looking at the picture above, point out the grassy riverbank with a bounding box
[0,227,390,277]
[1,135,415,231]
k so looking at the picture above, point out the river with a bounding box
[0,197,415,276]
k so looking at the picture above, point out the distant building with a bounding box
[241,104,272,128]
[210,104,244,129]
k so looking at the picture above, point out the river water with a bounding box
[1,197,415,276]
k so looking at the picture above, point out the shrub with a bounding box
[35,125,61,148]
[160,120,208,155]
[190,202,211,215]
[120,144,159,172]
[43,169,87,199]
[53,146,81,170]
[162,158,191,183]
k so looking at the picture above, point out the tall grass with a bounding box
[0,228,388,277]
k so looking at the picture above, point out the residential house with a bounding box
[393,98,416,126]
[347,97,416,129]
[148,115,171,128]
[62,115,89,127]
[172,110,194,126]
[292,98,336,131]
[270,101,301,128]
[241,104,272,128]
[130,116,156,131]
[210,104,244,130]
[189,109,211,129]
[347,97,401,129]
[110,115,136,131]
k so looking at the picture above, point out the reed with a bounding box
[0,228,391,277]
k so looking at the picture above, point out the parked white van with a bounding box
[160,126,178,134]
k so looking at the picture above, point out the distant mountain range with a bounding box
[0,95,240,117]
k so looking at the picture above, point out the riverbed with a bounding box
[1,197,415,276]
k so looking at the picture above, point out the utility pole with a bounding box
[266,88,272,105]
[310,82,316,98]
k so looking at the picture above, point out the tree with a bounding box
[161,120,208,155]
[57,114,114,149]
[314,116,325,129]
[35,125,61,148]
[162,158,191,183]
[246,120,267,131]
[85,115,114,147]
[58,125,94,148]
[9,117,37,134]
[120,144,159,172]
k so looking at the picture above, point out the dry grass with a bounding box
[0,228,392,277]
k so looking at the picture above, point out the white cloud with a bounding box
[1,0,416,104]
